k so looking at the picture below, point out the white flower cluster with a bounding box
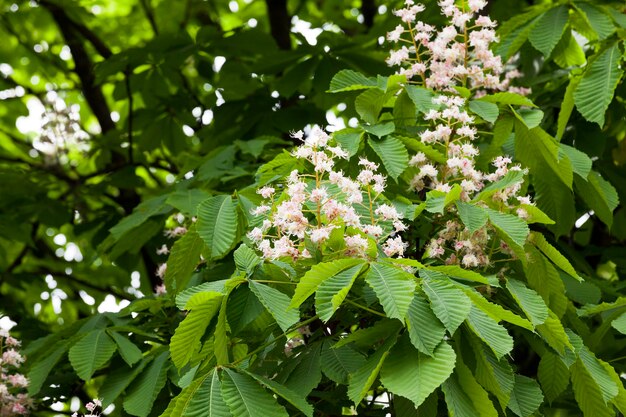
[248,127,407,260]
[387,0,530,96]
[387,0,535,268]
[0,328,30,417]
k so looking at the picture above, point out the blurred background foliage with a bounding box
[0,0,625,415]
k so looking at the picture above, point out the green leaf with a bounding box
[170,292,222,369]
[363,121,395,138]
[356,89,386,124]
[348,335,398,405]
[183,370,230,417]
[249,281,299,332]
[475,170,525,201]
[321,341,366,385]
[574,1,616,40]
[315,263,365,322]
[280,342,322,396]
[575,170,620,228]
[528,5,569,56]
[334,129,363,157]
[530,231,582,280]
[329,69,377,92]
[538,351,570,403]
[197,195,239,261]
[290,259,365,309]
[380,335,456,408]
[464,289,534,331]
[560,144,592,178]
[520,205,555,225]
[124,351,170,417]
[425,185,462,214]
[478,92,536,107]
[456,201,488,233]
[406,293,446,356]
[466,306,514,359]
[101,359,148,408]
[405,85,436,114]
[109,195,170,240]
[536,312,573,355]
[214,301,230,365]
[165,229,205,293]
[470,335,515,408]
[442,359,498,417]
[427,265,489,285]
[166,189,213,216]
[234,244,262,276]
[571,358,615,417]
[469,100,499,123]
[574,43,623,127]
[577,297,626,317]
[557,76,582,141]
[241,370,314,417]
[506,279,549,326]
[513,108,544,129]
[365,262,416,320]
[335,318,403,349]
[221,369,289,417]
[109,331,143,366]
[507,375,544,417]
[368,136,409,181]
[68,329,118,380]
[553,28,586,69]
[399,136,447,164]
[422,276,471,334]
[176,280,230,309]
[611,312,626,335]
[485,207,530,249]
[578,346,619,403]
[28,342,68,395]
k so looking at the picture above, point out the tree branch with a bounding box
[361,0,377,30]
[265,0,291,50]
[139,0,160,36]
[41,2,115,134]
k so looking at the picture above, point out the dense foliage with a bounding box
[1,0,626,416]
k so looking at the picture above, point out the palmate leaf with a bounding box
[406,292,446,356]
[536,312,573,355]
[507,375,544,417]
[241,370,314,417]
[470,335,514,409]
[28,342,69,395]
[221,369,289,417]
[356,89,386,124]
[290,259,365,309]
[422,276,471,334]
[525,247,568,318]
[557,75,582,141]
[124,351,170,417]
[101,359,148,408]
[464,289,533,331]
[469,100,499,123]
[560,143,592,179]
[538,351,570,403]
[170,292,222,369]
[442,357,498,417]
[455,201,488,233]
[197,195,239,261]
[575,170,620,228]
[365,262,416,320]
[165,228,205,293]
[279,342,323,396]
[108,331,143,366]
[335,318,403,349]
[427,265,489,284]
[68,329,118,380]
[574,43,623,127]
[380,335,456,409]
[169,370,230,417]
[530,231,581,280]
[484,208,529,249]
[528,5,568,56]
[506,279,549,326]
[249,281,299,332]
[574,1,616,40]
[553,28,586,69]
[315,262,366,322]
[571,359,615,417]
[321,341,366,385]
[466,306,514,359]
[368,136,409,181]
[348,334,398,405]
[578,346,619,403]
[328,69,377,92]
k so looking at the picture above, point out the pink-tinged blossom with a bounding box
[155,263,167,280]
[393,4,425,23]
[468,0,487,12]
[387,24,405,42]
[310,187,328,203]
[374,204,402,222]
[387,46,410,66]
[462,254,480,267]
[419,164,438,179]
[362,225,384,238]
[156,244,169,256]
[383,236,408,257]
[251,205,271,216]
[409,152,427,166]
[257,186,275,199]
[310,226,335,244]
[345,235,369,257]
